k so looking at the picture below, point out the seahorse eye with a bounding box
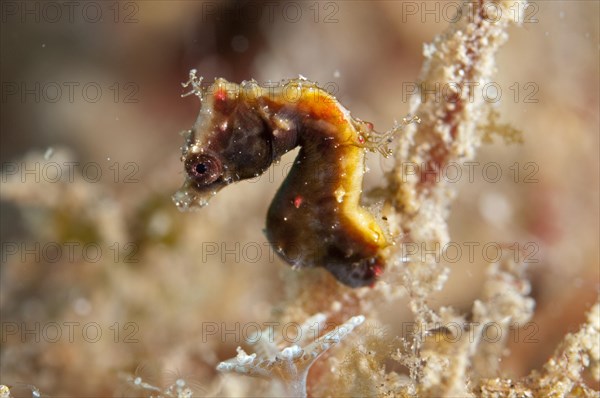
[195,163,207,174]
[185,153,222,186]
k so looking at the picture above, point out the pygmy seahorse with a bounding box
[173,70,394,287]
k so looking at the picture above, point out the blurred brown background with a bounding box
[1,1,598,396]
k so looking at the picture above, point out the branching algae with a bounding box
[217,314,365,397]
[173,70,402,287]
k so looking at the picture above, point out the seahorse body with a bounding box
[174,73,388,287]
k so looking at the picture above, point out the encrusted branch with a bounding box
[216,314,365,397]
[378,0,528,352]
[390,0,527,231]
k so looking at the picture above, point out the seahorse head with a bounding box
[173,78,275,211]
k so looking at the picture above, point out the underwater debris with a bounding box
[119,373,195,398]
